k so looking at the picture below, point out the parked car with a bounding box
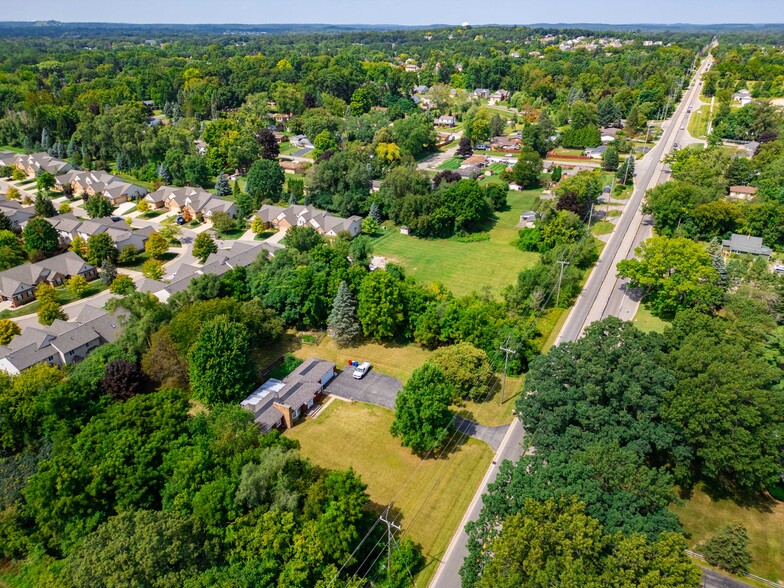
[176,215,185,225]
[352,361,372,379]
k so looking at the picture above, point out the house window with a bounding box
[68,350,74,356]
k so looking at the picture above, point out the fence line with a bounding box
[686,550,783,588]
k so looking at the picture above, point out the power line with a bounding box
[330,191,599,588]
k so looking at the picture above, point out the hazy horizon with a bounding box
[6,0,784,26]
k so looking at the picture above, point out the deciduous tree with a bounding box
[87,232,119,266]
[390,363,454,454]
[100,359,145,400]
[245,159,285,207]
[193,232,218,263]
[142,259,164,280]
[430,342,493,401]
[189,316,254,406]
[0,318,21,345]
[22,217,59,254]
[109,274,136,295]
[617,236,721,317]
[145,231,169,259]
[65,274,89,297]
[84,194,114,219]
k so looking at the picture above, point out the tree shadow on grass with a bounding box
[684,479,779,514]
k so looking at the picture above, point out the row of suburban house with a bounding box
[144,186,238,218]
[0,304,127,375]
[0,240,278,373]
[255,204,362,237]
[0,152,72,177]
[55,169,148,206]
[0,251,98,307]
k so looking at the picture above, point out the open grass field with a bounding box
[671,485,784,584]
[371,189,541,297]
[285,401,494,587]
[632,305,671,334]
[291,334,432,384]
[688,105,711,138]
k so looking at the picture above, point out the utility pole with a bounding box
[556,260,570,308]
[586,200,594,232]
[499,344,517,405]
[380,505,401,573]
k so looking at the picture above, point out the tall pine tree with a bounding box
[215,173,231,196]
[328,281,361,348]
[369,202,382,223]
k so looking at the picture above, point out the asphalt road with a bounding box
[555,53,714,343]
[701,568,753,588]
[429,53,714,588]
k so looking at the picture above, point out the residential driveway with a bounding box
[264,229,287,246]
[325,368,402,409]
[416,130,463,171]
[324,369,512,451]
[453,415,510,452]
[292,148,313,158]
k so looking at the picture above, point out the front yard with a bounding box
[285,400,494,587]
[0,281,110,319]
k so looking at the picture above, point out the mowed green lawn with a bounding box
[286,401,493,587]
[687,105,711,138]
[372,189,541,297]
[632,305,671,334]
[671,486,784,584]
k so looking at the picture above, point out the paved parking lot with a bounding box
[325,368,402,409]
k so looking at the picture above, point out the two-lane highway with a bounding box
[429,51,714,588]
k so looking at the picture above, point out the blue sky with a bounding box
[10,0,784,24]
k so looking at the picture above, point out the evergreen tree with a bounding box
[288,193,297,206]
[34,193,57,218]
[41,128,52,151]
[701,524,752,575]
[232,179,241,196]
[616,155,635,184]
[626,104,640,136]
[369,202,382,223]
[66,138,79,159]
[328,281,361,348]
[48,140,66,159]
[157,163,171,184]
[115,151,129,173]
[601,146,619,171]
[100,259,117,286]
[551,165,562,183]
[215,173,231,196]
